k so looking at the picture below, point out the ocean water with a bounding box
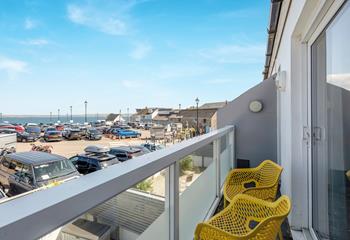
[1,115,107,125]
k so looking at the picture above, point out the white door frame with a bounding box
[303,0,346,238]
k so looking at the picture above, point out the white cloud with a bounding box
[24,18,38,30]
[0,56,27,79]
[129,42,152,60]
[20,38,49,46]
[66,1,141,36]
[199,43,265,64]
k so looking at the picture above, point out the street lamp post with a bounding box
[0,112,2,122]
[50,112,52,122]
[127,108,129,123]
[195,97,199,135]
[70,106,73,121]
[57,109,60,122]
[84,101,88,123]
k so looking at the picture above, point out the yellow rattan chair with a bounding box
[223,160,283,207]
[194,194,291,240]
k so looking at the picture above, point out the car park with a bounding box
[44,131,63,142]
[0,151,79,196]
[69,146,119,175]
[109,146,145,162]
[86,128,102,140]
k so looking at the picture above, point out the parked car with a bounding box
[86,128,102,140]
[109,146,145,162]
[0,123,25,133]
[25,126,41,140]
[0,188,6,201]
[140,143,165,152]
[113,129,141,139]
[69,146,119,175]
[0,151,79,195]
[44,131,63,142]
[17,131,36,142]
[55,124,65,131]
[0,128,36,142]
[63,129,82,140]
[45,127,57,133]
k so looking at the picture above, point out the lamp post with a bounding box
[195,97,199,135]
[50,112,52,122]
[0,112,2,122]
[70,106,73,121]
[57,109,60,122]
[84,101,88,123]
[127,107,129,123]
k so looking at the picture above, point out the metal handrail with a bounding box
[0,125,234,240]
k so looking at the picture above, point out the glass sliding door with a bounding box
[311,2,350,239]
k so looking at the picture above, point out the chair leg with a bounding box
[278,229,283,240]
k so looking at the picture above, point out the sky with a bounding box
[0,0,269,115]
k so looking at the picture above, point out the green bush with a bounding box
[135,179,153,192]
[180,156,193,174]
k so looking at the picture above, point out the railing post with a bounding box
[229,128,235,169]
[213,138,221,197]
[165,162,179,240]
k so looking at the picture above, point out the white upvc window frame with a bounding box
[302,0,347,239]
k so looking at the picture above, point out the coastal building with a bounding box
[179,101,227,130]
[1,1,349,240]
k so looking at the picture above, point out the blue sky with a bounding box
[0,0,269,115]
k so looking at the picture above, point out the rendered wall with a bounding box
[215,77,277,167]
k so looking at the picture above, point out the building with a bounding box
[179,101,227,129]
[1,1,349,240]
[105,113,125,123]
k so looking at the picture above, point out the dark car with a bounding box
[86,128,102,140]
[17,131,36,142]
[109,146,145,162]
[0,152,79,196]
[0,188,6,201]
[140,143,165,152]
[26,126,41,140]
[69,146,119,175]
[44,131,63,142]
[64,129,82,140]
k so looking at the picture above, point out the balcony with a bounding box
[0,125,236,240]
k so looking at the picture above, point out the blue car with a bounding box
[114,129,141,139]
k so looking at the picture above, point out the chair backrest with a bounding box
[232,194,291,239]
[256,160,283,186]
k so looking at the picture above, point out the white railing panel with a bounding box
[0,126,234,240]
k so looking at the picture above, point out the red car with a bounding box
[0,124,25,133]
[55,125,64,131]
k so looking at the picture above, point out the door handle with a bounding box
[313,127,322,141]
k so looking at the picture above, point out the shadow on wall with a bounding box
[213,76,277,167]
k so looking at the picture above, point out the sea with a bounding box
[1,115,108,125]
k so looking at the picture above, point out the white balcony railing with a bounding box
[0,125,235,240]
